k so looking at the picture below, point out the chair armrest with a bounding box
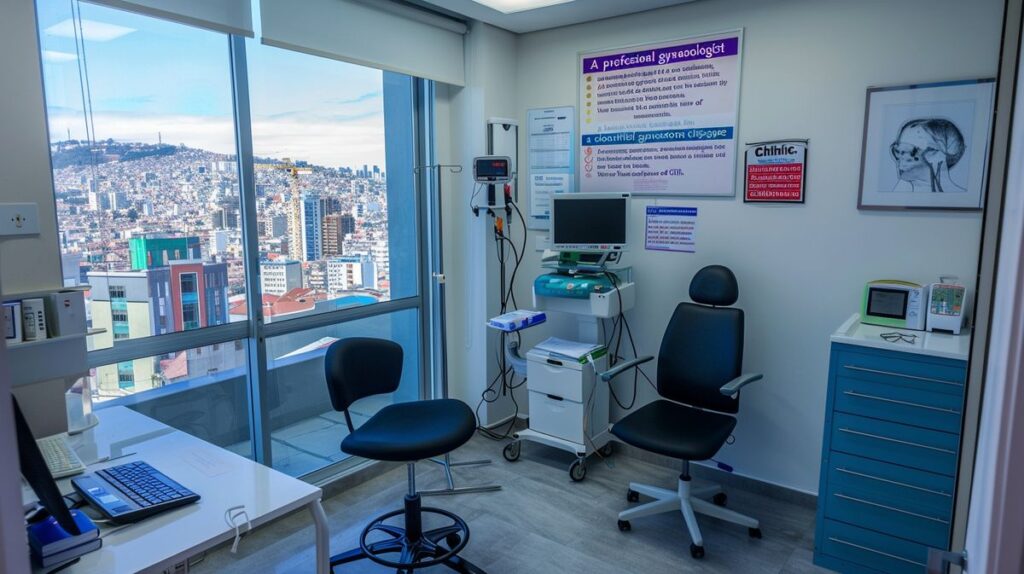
[720,373,763,396]
[599,356,654,382]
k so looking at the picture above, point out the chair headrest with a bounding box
[689,265,738,306]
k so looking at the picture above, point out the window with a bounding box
[36,0,433,478]
[36,0,244,349]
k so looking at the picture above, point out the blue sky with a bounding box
[36,0,387,169]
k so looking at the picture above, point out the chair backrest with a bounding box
[325,338,403,430]
[657,265,743,414]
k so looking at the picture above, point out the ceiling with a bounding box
[416,0,698,34]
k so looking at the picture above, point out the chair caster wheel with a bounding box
[598,444,614,457]
[626,489,639,502]
[502,441,521,462]
[617,520,631,532]
[690,544,705,559]
[445,533,462,548]
[569,459,587,482]
[749,527,762,539]
[712,492,727,506]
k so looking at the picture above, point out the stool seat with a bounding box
[341,399,476,462]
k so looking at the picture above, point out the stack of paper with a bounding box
[534,337,607,363]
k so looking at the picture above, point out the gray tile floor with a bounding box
[193,434,834,574]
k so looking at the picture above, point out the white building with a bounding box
[259,259,302,296]
[327,256,377,293]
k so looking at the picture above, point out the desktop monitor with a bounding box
[551,193,629,252]
[14,397,81,535]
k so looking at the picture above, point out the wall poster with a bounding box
[744,140,807,203]
[579,30,743,196]
[645,206,698,253]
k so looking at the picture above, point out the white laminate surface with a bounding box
[24,406,323,573]
[830,313,972,361]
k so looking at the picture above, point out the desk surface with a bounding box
[830,313,972,361]
[25,406,322,573]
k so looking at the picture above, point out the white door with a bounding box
[957,35,1024,573]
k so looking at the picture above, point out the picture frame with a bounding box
[857,79,996,211]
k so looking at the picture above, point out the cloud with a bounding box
[329,91,383,105]
[42,50,78,63]
[44,19,135,42]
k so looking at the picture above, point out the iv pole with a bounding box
[414,164,501,496]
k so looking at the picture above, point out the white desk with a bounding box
[830,313,971,361]
[24,407,330,573]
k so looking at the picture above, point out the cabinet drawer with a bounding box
[527,358,589,403]
[831,413,959,476]
[528,391,584,445]
[835,348,966,394]
[821,519,930,574]
[825,454,952,548]
[834,376,963,433]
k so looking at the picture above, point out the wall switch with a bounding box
[0,203,40,236]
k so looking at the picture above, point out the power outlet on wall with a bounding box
[0,203,40,236]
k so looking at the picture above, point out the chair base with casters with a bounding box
[330,462,487,573]
[616,460,761,559]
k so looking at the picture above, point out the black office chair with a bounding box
[603,265,764,559]
[325,338,486,574]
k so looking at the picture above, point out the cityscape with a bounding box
[52,139,392,401]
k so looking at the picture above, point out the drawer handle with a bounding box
[842,390,961,415]
[827,537,927,567]
[546,394,565,401]
[833,493,950,524]
[836,468,951,498]
[843,365,963,387]
[838,428,957,455]
[546,358,564,367]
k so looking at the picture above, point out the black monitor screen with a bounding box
[552,197,627,247]
[868,288,908,319]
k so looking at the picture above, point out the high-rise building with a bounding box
[129,235,201,270]
[301,193,322,262]
[321,214,352,258]
[260,259,302,296]
[327,255,377,293]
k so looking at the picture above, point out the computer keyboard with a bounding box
[36,434,86,479]
[72,461,200,524]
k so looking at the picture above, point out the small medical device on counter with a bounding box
[860,278,969,334]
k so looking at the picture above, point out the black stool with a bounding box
[325,338,486,574]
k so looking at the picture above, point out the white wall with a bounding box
[438,22,523,423]
[509,0,1002,493]
[0,3,56,571]
[0,0,62,296]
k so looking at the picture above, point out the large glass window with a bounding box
[244,41,419,323]
[36,0,244,350]
[35,0,432,478]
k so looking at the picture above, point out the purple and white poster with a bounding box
[579,31,743,196]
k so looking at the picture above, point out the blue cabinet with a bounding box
[814,340,967,574]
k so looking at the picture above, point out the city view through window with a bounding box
[38,1,397,410]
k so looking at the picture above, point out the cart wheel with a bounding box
[502,441,521,462]
[690,544,705,559]
[712,492,728,507]
[617,519,631,532]
[749,528,762,539]
[598,443,614,457]
[569,459,587,482]
[626,489,640,503]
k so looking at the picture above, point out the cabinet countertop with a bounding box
[830,313,972,362]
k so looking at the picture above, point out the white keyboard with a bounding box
[36,434,86,479]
